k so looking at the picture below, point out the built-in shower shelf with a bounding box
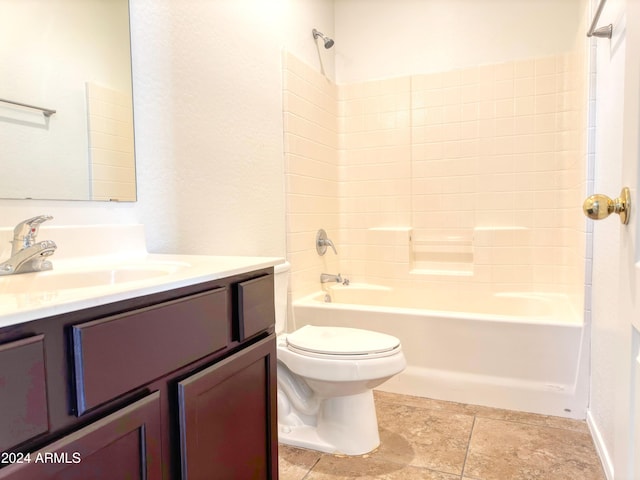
[410,235,473,276]
[412,241,473,254]
[410,265,473,276]
[368,227,412,232]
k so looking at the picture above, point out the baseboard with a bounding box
[586,409,615,480]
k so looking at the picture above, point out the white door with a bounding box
[590,0,640,478]
[619,0,640,474]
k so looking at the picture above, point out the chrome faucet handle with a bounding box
[12,215,53,252]
[316,229,338,256]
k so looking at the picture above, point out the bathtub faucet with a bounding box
[320,273,349,285]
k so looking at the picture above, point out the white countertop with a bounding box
[0,253,282,328]
[0,224,283,328]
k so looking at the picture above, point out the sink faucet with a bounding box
[320,273,349,285]
[0,215,57,275]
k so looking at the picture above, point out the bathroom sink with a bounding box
[0,262,190,295]
[0,224,283,329]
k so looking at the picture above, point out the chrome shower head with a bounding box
[312,28,334,49]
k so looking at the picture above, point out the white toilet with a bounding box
[274,262,406,455]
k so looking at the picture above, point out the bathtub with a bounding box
[292,284,588,419]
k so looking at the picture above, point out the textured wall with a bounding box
[130,0,287,256]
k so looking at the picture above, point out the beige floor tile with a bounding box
[374,390,470,415]
[375,399,474,474]
[304,454,460,479]
[463,417,606,480]
[279,392,604,480]
[464,403,590,434]
[375,390,589,433]
[278,444,323,480]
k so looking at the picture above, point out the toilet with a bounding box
[274,262,406,455]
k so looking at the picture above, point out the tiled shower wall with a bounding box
[284,50,587,301]
[283,54,339,298]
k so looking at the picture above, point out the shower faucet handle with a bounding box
[316,229,337,256]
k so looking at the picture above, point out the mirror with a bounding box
[0,0,136,202]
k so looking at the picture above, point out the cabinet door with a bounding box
[0,392,162,480]
[178,334,277,480]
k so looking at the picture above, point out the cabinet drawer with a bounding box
[237,275,275,341]
[0,335,48,452]
[72,288,228,415]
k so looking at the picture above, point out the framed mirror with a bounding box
[0,0,136,201]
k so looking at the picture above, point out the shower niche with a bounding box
[410,231,474,275]
[408,226,533,279]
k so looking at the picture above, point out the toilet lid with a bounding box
[286,325,400,358]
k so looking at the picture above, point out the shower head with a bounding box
[312,28,334,49]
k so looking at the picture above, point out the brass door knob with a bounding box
[583,187,631,224]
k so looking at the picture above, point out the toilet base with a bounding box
[278,390,380,455]
[278,425,335,453]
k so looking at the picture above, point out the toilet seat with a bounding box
[286,325,401,360]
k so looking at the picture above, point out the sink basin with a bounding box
[0,223,283,329]
[0,262,191,295]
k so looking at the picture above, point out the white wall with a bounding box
[334,0,585,83]
[130,0,287,256]
[286,0,335,81]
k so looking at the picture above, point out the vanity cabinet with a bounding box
[0,268,278,480]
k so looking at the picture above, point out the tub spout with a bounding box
[320,273,343,284]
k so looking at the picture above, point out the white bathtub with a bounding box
[292,284,588,419]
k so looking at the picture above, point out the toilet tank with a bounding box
[274,261,290,335]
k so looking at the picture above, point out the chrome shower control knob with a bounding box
[316,229,338,256]
[583,187,631,224]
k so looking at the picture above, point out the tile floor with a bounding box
[278,391,606,480]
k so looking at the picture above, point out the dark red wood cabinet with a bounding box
[0,392,162,480]
[178,335,277,480]
[0,269,278,480]
[0,335,48,453]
